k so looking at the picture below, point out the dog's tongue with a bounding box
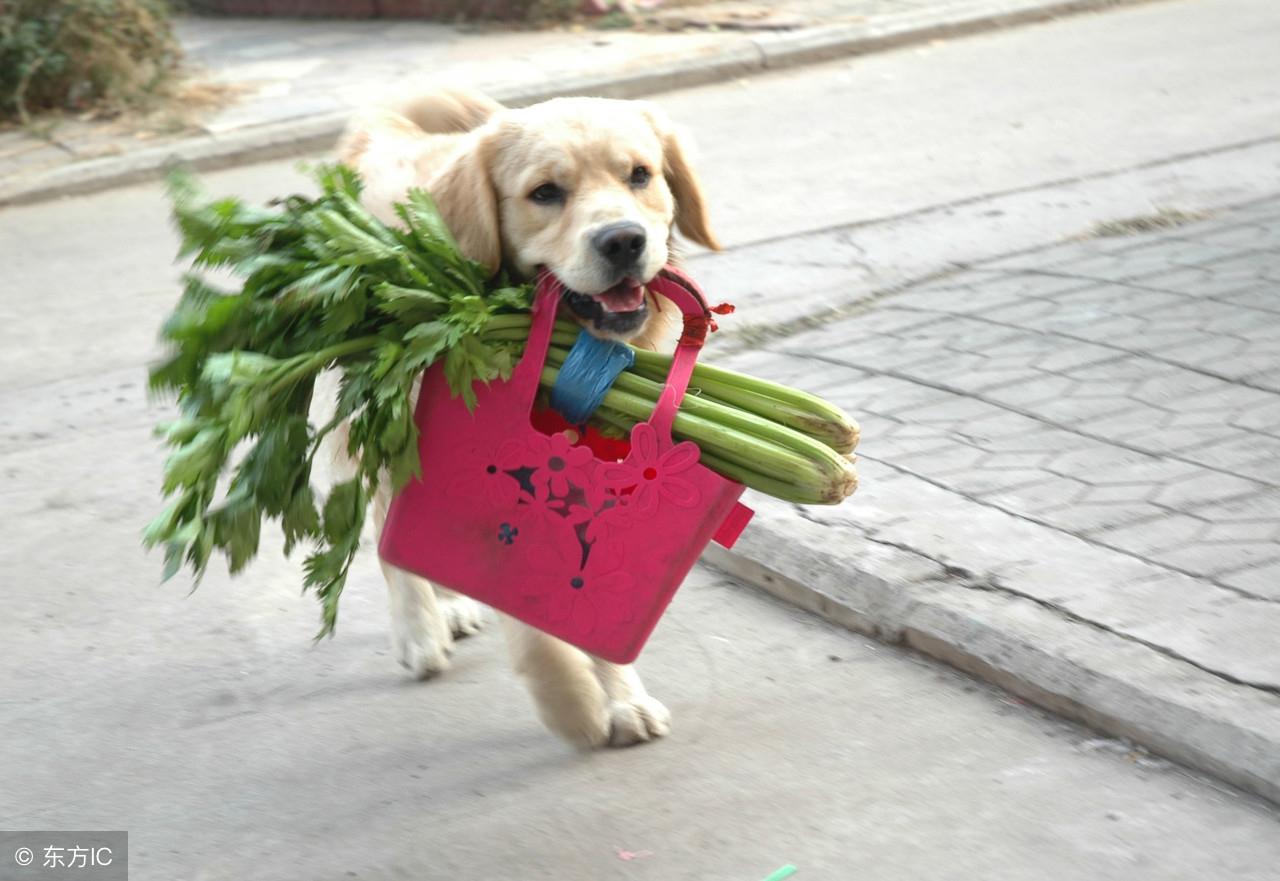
[592,279,646,313]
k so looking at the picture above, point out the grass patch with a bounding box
[0,0,183,125]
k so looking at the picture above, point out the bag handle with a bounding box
[506,270,569,408]
[508,266,715,445]
[643,267,714,444]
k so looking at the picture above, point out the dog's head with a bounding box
[427,97,720,339]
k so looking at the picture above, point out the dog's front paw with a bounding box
[440,593,485,639]
[392,616,452,680]
[606,695,672,748]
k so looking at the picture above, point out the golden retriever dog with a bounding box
[332,89,720,747]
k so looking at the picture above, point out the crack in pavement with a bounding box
[790,505,1280,696]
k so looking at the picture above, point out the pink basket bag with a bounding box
[378,266,753,664]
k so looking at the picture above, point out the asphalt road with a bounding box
[4,0,1280,877]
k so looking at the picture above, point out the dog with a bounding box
[333,90,720,747]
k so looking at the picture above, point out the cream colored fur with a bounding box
[332,89,718,747]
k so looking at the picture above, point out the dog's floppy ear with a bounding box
[645,106,721,252]
[425,132,502,275]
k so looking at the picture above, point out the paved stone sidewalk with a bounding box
[791,205,1280,609]
[708,196,1280,802]
[0,0,1150,206]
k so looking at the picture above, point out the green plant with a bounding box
[148,166,858,634]
[594,9,635,29]
[0,0,182,124]
[520,0,580,23]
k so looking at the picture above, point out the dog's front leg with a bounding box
[499,615,611,747]
[379,560,454,679]
[591,659,672,747]
[371,480,454,679]
[499,616,670,747]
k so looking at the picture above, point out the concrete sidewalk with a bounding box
[0,0,1156,207]
[705,196,1280,805]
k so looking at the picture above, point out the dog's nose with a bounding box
[592,222,647,269]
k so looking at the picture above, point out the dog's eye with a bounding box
[529,183,565,205]
[629,165,652,188]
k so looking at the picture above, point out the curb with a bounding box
[0,0,1161,208]
[703,505,1280,807]
[688,187,1280,807]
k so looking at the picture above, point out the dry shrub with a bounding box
[0,0,182,124]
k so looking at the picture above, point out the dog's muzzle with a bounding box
[561,281,650,337]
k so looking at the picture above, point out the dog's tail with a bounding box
[394,89,504,135]
[337,89,502,167]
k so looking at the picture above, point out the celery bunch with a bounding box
[147,165,532,634]
[481,317,859,504]
[147,166,857,635]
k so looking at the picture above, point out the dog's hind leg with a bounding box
[433,586,485,639]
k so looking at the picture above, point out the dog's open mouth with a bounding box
[592,278,647,313]
[560,276,650,337]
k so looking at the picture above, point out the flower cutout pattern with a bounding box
[511,480,593,535]
[525,430,594,497]
[599,423,701,519]
[584,495,631,543]
[447,422,705,636]
[524,533,635,635]
[447,440,525,509]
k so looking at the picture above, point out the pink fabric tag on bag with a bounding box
[713,502,754,549]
